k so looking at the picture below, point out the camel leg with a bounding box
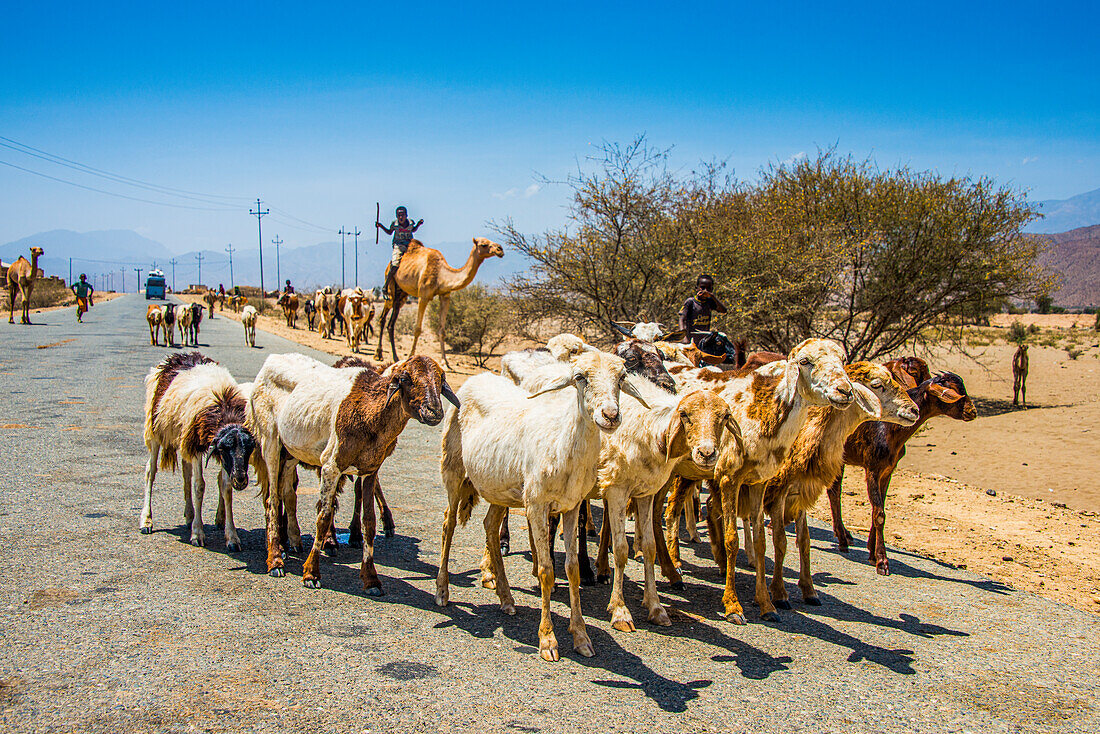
[373,301,391,359]
[437,293,452,369]
[386,293,406,363]
[409,295,431,358]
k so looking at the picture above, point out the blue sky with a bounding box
[1,1,1097,255]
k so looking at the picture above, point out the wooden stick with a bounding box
[375,202,380,244]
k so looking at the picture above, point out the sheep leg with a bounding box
[742,516,756,567]
[434,484,462,607]
[218,469,242,553]
[749,495,779,622]
[302,465,343,589]
[483,504,515,614]
[663,477,688,569]
[528,503,560,661]
[795,511,820,605]
[139,442,160,534]
[181,461,194,527]
[595,498,612,584]
[717,477,747,624]
[348,477,364,549]
[868,469,893,576]
[562,505,594,657]
[684,487,701,543]
[577,500,595,586]
[706,489,726,576]
[635,494,671,626]
[261,443,286,577]
[769,507,790,609]
[605,492,634,632]
[827,470,853,551]
[479,509,505,588]
[189,459,206,547]
[499,510,510,555]
[358,472,383,595]
[374,476,395,538]
[652,484,684,588]
[282,463,303,554]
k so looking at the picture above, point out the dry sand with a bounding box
[187,296,1100,614]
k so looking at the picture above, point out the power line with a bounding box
[0,135,251,205]
[338,226,349,290]
[224,245,235,288]
[250,199,269,294]
[353,226,361,287]
[169,258,178,292]
[272,235,283,288]
[195,252,204,287]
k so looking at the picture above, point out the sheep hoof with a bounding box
[140,527,152,535]
[775,599,792,610]
[434,592,448,607]
[383,526,395,539]
[323,543,338,558]
[269,567,285,578]
[539,645,560,662]
[595,574,611,585]
[574,640,595,658]
[611,619,635,633]
[725,611,746,625]
[500,541,510,555]
[649,608,672,627]
[669,580,685,591]
[190,537,205,548]
[804,596,822,606]
[760,611,781,623]
[303,578,321,589]
[501,603,516,616]
[365,586,384,597]
[581,573,596,587]
[288,543,303,555]
[226,541,242,553]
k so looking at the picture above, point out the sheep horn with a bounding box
[441,381,460,409]
[610,323,634,338]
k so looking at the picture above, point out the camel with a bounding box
[1013,344,1029,407]
[6,246,44,324]
[374,237,504,368]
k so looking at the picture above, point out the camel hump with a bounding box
[406,239,424,253]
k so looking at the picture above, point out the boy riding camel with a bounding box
[376,206,423,297]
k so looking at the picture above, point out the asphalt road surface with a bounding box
[1,295,1098,734]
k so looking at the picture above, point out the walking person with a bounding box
[71,273,94,323]
[376,206,423,298]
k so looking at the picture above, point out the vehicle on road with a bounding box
[145,269,166,300]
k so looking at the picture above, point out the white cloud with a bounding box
[1021,156,1040,165]
[783,151,808,167]
[523,183,541,198]
[492,188,518,200]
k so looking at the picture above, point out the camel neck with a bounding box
[438,247,483,292]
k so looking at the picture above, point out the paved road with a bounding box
[1,295,1098,734]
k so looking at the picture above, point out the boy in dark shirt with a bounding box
[679,274,727,345]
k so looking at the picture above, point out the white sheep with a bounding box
[240,305,257,347]
[436,350,647,661]
[498,333,596,385]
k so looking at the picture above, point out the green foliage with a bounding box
[429,285,510,367]
[1007,321,1028,344]
[499,139,1057,359]
[1036,295,1053,314]
[1095,311,1100,332]
[1027,323,1041,335]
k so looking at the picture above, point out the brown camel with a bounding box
[374,237,504,368]
[6,246,44,324]
[1012,344,1029,407]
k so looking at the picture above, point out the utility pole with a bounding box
[338,227,348,290]
[134,268,143,295]
[352,227,361,287]
[250,198,269,295]
[168,258,178,292]
[224,245,235,288]
[271,235,283,287]
[195,252,204,288]
[120,267,125,293]
[69,258,72,286]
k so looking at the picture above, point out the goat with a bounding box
[249,353,458,590]
[139,352,256,550]
[318,289,339,339]
[277,292,300,328]
[161,304,177,347]
[827,367,977,574]
[436,350,643,661]
[1013,344,1029,407]
[303,298,317,331]
[176,304,194,347]
[241,305,257,348]
[146,305,163,346]
[746,362,918,607]
[187,302,203,346]
[498,333,595,385]
[662,339,855,622]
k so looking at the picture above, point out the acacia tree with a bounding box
[501,140,1056,359]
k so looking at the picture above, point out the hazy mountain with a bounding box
[1,229,527,291]
[1038,224,1100,308]
[1028,187,1100,234]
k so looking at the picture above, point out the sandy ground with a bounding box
[185,296,1100,615]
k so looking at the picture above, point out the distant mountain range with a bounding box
[0,230,524,292]
[1029,187,1100,234]
[1038,225,1100,308]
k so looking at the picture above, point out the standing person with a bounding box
[679,274,727,345]
[71,273,94,323]
[376,206,423,297]
[284,279,295,295]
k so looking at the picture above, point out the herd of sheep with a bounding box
[138,323,977,662]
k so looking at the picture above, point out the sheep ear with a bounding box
[384,379,401,408]
[441,380,460,408]
[619,376,651,409]
[527,375,572,399]
[724,414,743,442]
[660,329,685,343]
[663,412,686,462]
[851,382,882,417]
